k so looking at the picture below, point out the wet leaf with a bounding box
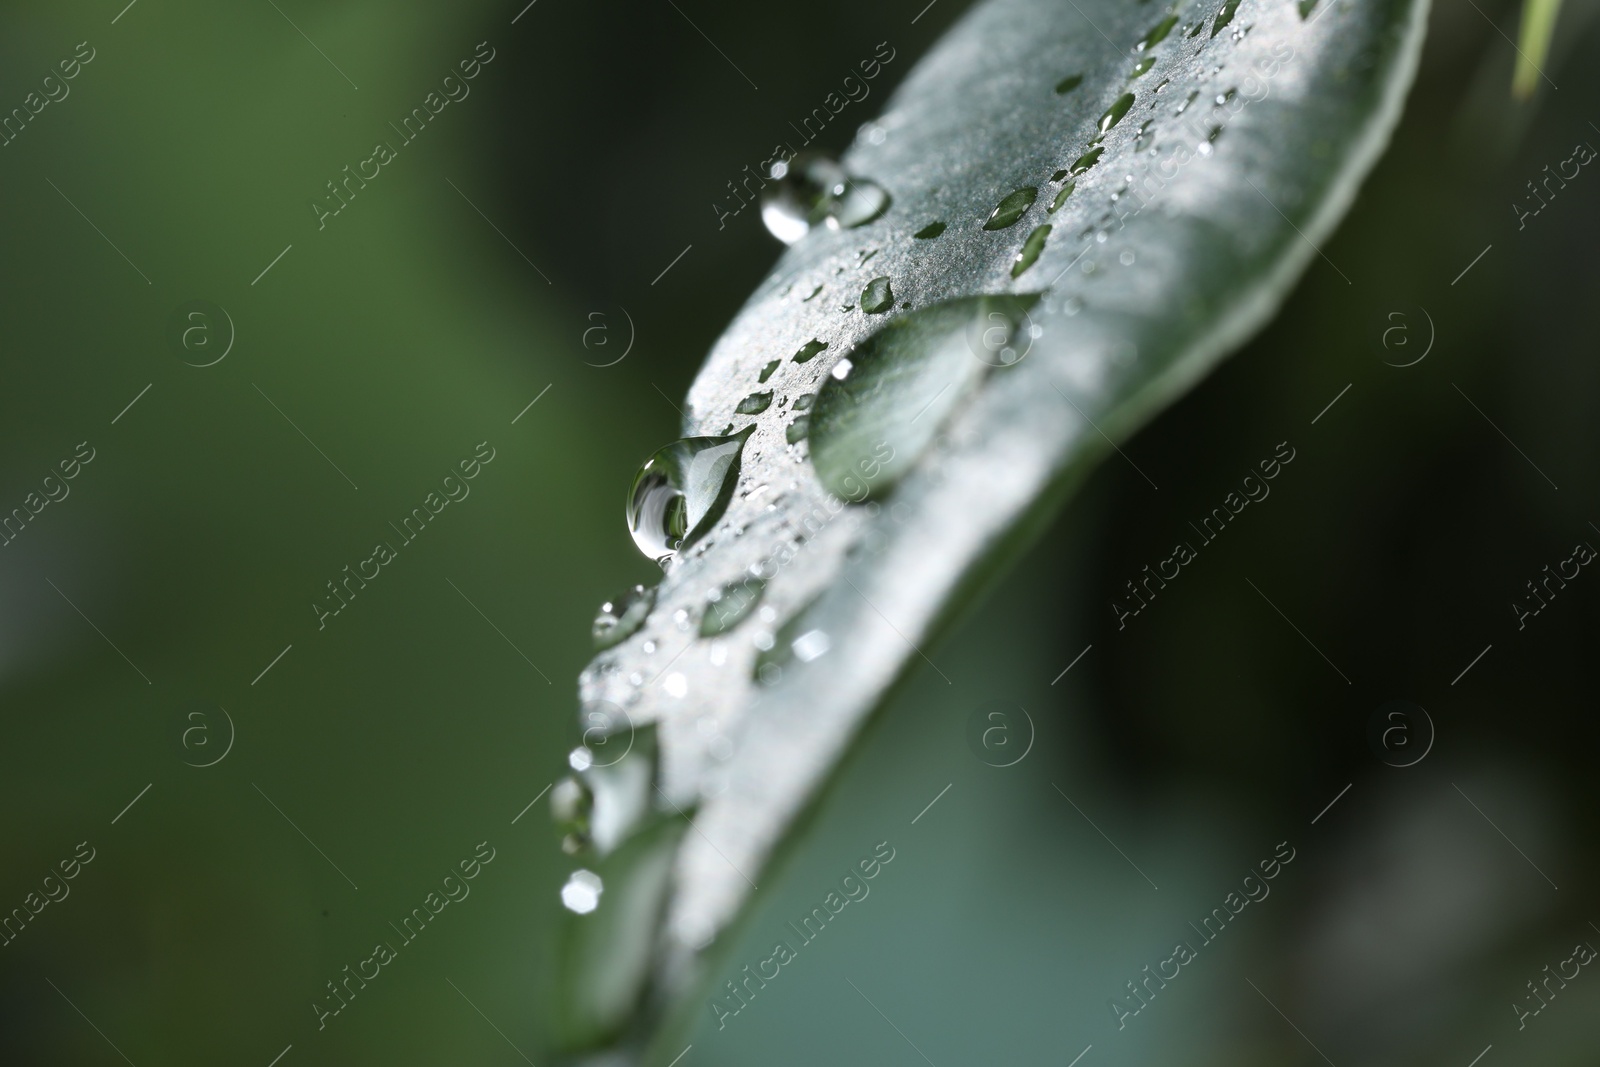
[567,0,1428,1055]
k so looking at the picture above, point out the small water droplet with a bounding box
[1135,14,1179,50]
[1153,77,1170,93]
[1068,146,1105,176]
[700,577,766,636]
[626,429,753,563]
[551,775,593,833]
[1211,0,1240,37]
[1055,73,1084,94]
[1131,55,1156,77]
[792,629,831,662]
[1176,90,1199,114]
[786,416,811,444]
[793,394,816,412]
[793,338,829,363]
[1098,92,1136,133]
[803,284,824,302]
[1011,224,1052,278]
[663,673,688,698]
[758,359,780,383]
[1049,182,1076,213]
[983,187,1038,231]
[761,154,891,244]
[830,358,854,381]
[736,391,772,415]
[569,746,595,772]
[914,221,947,239]
[861,276,895,314]
[561,869,603,914]
[592,584,656,650]
[1298,0,1319,17]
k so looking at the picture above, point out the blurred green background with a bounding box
[0,0,1596,1064]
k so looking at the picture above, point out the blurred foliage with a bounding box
[0,0,1594,1065]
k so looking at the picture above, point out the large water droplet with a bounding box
[861,276,895,314]
[760,154,891,244]
[592,584,656,650]
[983,187,1038,230]
[1049,181,1077,213]
[736,391,772,415]
[626,428,752,563]
[1068,146,1105,176]
[1211,0,1240,36]
[700,577,766,636]
[1098,92,1136,133]
[1055,73,1084,94]
[1011,224,1052,278]
[1136,14,1179,50]
[806,294,1040,501]
[793,338,829,363]
[758,359,780,383]
[914,221,948,239]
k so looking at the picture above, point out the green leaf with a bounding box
[563,0,1428,1054]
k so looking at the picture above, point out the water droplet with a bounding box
[786,416,810,444]
[736,391,772,415]
[984,187,1038,231]
[793,338,829,363]
[861,277,895,314]
[914,221,947,239]
[1211,0,1240,36]
[761,154,891,244]
[1098,93,1136,134]
[1055,73,1084,94]
[1186,18,1205,36]
[1011,224,1052,278]
[700,577,766,636]
[1298,0,1319,17]
[1153,77,1170,93]
[551,775,594,840]
[626,429,753,563]
[1176,90,1199,114]
[758,359,780,383]
[831,358,854,380]
[806,294,1040,501]
[803,284,824,302]
[561,869,603,914]
[1135,14,1179,51]
[569,746,595,772]
[663,673,688,698]
[1130,55,1156,77]
[793,394,816,412]
[592,584,656,650]
[1049,182,1077,213]
[1068,146,1105,176]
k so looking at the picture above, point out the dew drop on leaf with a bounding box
[593,584,657,650]
[626,429,752,562]
[807,294,1040,501]
[700,577,766,636]
[736,391,773,415]
[793,338,829,363]
[760,154,892,244]
[983,187,1038,230]
[1011,224,1052,277]
[861,276,895,313]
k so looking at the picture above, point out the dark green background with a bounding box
[0,0,1595,1064]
